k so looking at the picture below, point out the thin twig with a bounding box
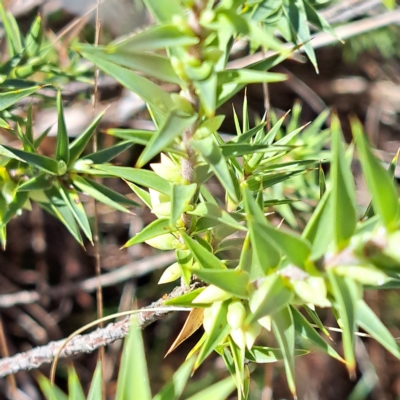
[0,284,199,378]
[0,252,176,308]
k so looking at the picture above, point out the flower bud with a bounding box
[203,301,223,334]
[193,285,232,304]
[227,300,246,330]
[244,322,262,350]
[145,233,176,250]
[158,262,182,284]
[230,327,246,350]
[258,315,271,331]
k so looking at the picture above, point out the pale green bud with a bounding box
[293,277,331,308]
[258,315,271,331]
[193,285,232,304]
[151,202,172,217]
[203,301,223,334]
[227,300,246,330]
[230,327,246,350]
[244,322,262,350]
[72,159,94,172]
[171,93,195,116]
[158,262,182,284]
[145,233,176,250]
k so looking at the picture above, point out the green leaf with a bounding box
[143,0,184,22]
[58,184,92,243]
[18,174,53,192]
[67,367,85,400]
[112,24,198,51]
[0,117,11,129]
[194,74,218,118]
[191,136,238,203]
[0,85,43,111]
[189,202,245,231]
[1,191,29,227]
[72,175,137,213]
[272,307,296,397]
[170,183,197,226]
[185,376,235,400]
[227,337,246,399]
[249,275,294,322]
[153,356,196,400]
[0,145,59,175]
[195,300,231,369]
[291,307,344,362]
[44,187,83,245]
[55,91,69,165]
[218,69,286,85]
[0,5,23,57]
[137,110,197,168]
[220,143,290,158]
[125,181,151,208]
[116,325,152,400]
[181,232,225,270]
[25,15,43,57]
[94,165,170,195]
[87,47,181,84]
[242,186,281,273]
[190,269,250,299]
[331,115,357,250]
[83,141,133,164]
[245,346,308,363]
[283,0,318,72]
[327,270,360,376]
[352,119,399,231]
[357,300,400,359]
[37,374,68,400]
[164,287,206,307]
[87,362,102,400]
[75,44,173,115]
[68,111,105,166]
[123,218,175,247]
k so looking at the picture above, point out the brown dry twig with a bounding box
[0,283,201,378]
[0,252,176,308]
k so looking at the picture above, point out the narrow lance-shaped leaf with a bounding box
[153,356,196,400]
[67,367,85,400]
[55,91,69,165]
[123,218,175,248]
[181,232,225,270]
[44,187,83,246]
[137,110,197,168]
[0,85,43,111]
[190,268,250,299]
[94,165,170,195]
[116,324,152,400]
[69,111,105,166]
[83,141,133,164]
[272,307,296,397]
[112,23,198,51]
[0,144,59,175]
[75,44,173,115]
[327,270,360,376]
[331,115,357,250]
[142,0,184,23]
[242,185,281,273]
[352,119,399,231]
[291,306,344,362]
[87,362,102,400]
[72,175,137,213]
[357,300,400,359]
[25,15,43,57]
[170,183,197,227]
[185,377,236,400]
[195,300,231,369]
[58,184,92,244]
[191,136,239,203]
